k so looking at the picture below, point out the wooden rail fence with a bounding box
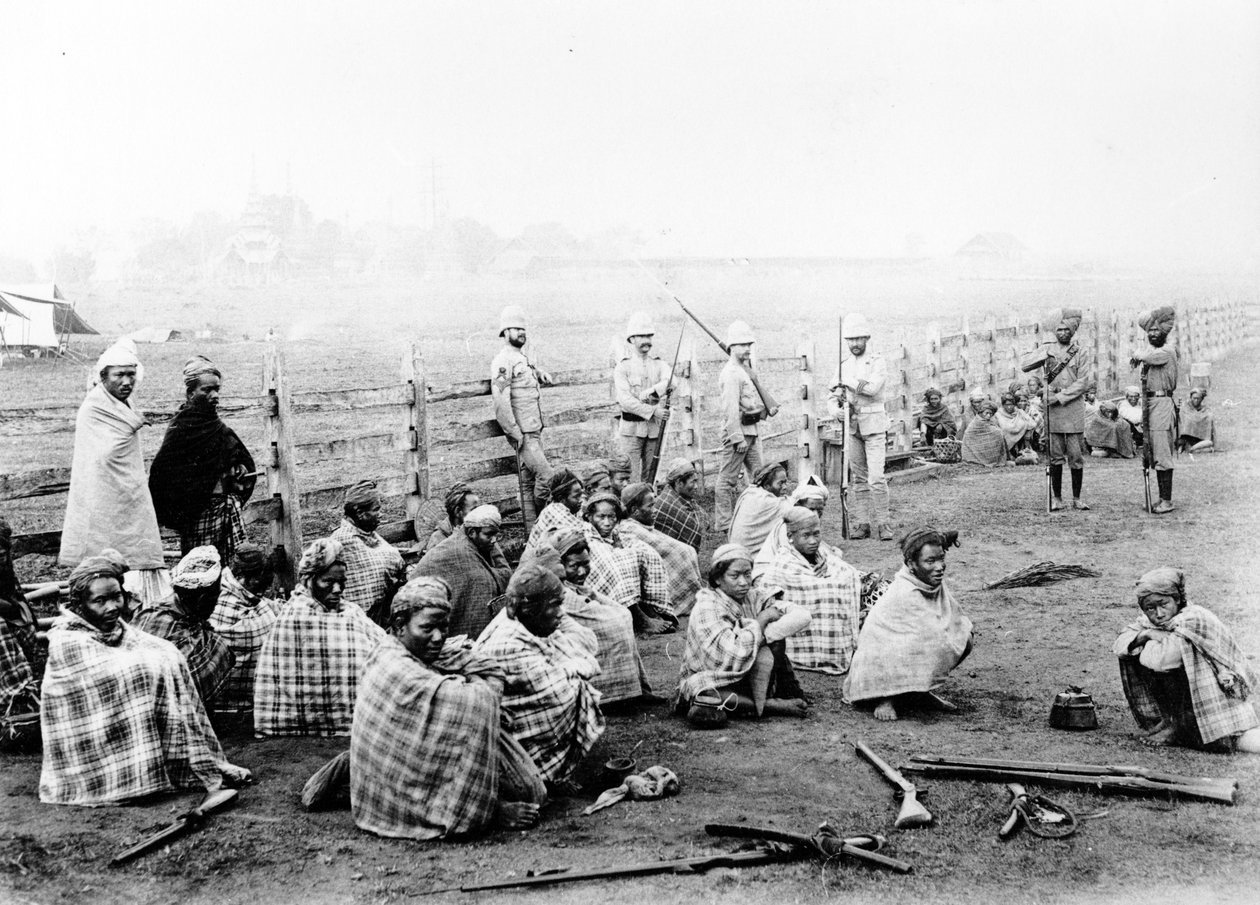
[3,296,1247,577]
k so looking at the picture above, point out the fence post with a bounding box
[796,337,819,481]
[401,343,428,524]
[262,344,303,588]
[680,336,705,484]
[982,315,997,394]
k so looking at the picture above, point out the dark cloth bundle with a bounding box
[149,404,256,532]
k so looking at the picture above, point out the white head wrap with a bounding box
[90,338,144,389]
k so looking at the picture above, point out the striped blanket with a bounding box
[331,520,407,625]
[677,586,779,702]
[39,609,246,805]
[618,519,703,616]
[562,582,647,703]
[208,568,283,710]
[728,486,790,553]
[475,609,604,783]
[583,527,675,625]
[1115,604,1258,746]
[253,589,387,737]
[761,542,862,674]
[410,530,512,640]
[350,635,545,840]
[527,503,585,551]
[652,487,706,552]
[0,619,38,713]
[843,567,973,704]
[961,417,1008,467]
[132,600,235,705]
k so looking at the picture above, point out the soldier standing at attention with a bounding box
[1131,306,1180,514]
[828,315,892,541]
[714,321,767,534]
[491,306,553,516]
[613,312,672,484]
[1028,307,1091,511]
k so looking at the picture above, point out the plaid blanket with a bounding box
[677,586,781,701]
[474,609,604,783]
[527,503,586,551]
[583,527,675,624]
[132,599,236,705]
[182,493,247,560]
[332,520,407,625]
[1115,604,1259,746]
[208,568,283,710]
[729,486,789,553]
[350,635,545,840]
[652,487,706,552]
[961,417,1008,467]
[411,530,512,640]
[1086,410,1136,457]
[39,609,244,805]
[843,566,973,703]
[1,619,38,713]
[762,542,862,674]
[562,583,647,703]
[253,589,387,737]
[618,519,703,616]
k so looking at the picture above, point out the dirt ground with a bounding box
[4,314,1259,904]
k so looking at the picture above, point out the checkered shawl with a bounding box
[652,487,705,552]
[729,487,790,553]
[618,519,703,616]
[208,568,283,710]
[350,635,545,840]
[584,526,674,623]
[562,582,646,703]
[39,610,240,805]
[184,493,247,561]
[677,586,780,702]
[1116,604,1259,745]
[332,520,407,625]
[132,599,236,706]
[253,588,387,737]
[761,542,862,675]
[411,530,512,640]
[843,566,973,704]
[474,610,604,782]
[1,619,38,712]
[527,503,585,550]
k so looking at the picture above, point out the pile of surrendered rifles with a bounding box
[110,741,1239,892]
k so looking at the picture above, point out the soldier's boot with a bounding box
[1153,471,1176,514]
[1049,464,1065,511]
[1070,468,1090,510]
[850,523,872,539]
[876,523,896,542]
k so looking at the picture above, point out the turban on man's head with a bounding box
[67,549,129,607]
[1138,306,1176,333]
[971,388,987,402]
[529,546,567,581]
[182,355,222,390]
[606,454,632,479]
[753,461,787,488]
[546,468,582,501]
[232,543,271,575]
[583,490,622,520]
[707,543,753,585]
[580,462,611,487]
[507,562,563,608]
[172,545,222,589]
[344,480,380,509]
[298,538,344,584]
[1000,393,1018,406]
[1135,567,1185,604]
[92,338,144,388]
[443,481,474,524]
[923,386,943,402]
[899,526,960,564]
[979,399,998,415]
[621,482,652,512]
[391,576,452,618]
[1046,307,1084,335]
[549,525,588,557]
[784,506,820,532]
[663,457,696,485]
[790,474,829,504]
[1124,385,1141,396]
[463,505,502,529]
[1099,400,1119,418]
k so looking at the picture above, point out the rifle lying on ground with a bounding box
[675,299,780,416]
[903,755,1238,805]
[110,788,239,866]
[854,740,934,828]
[416,823,908,894]
[642,324,687,486]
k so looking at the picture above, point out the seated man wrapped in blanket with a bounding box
[844,527,973,722]
[132,545,235,706]
[728,461,791,553]
[411,504,512,641]
[254,538,386,737]
[581,491,676,636]
[1,517,42,720]
[752,474,829,578]
[1086,400,1137,458]
[1177,387,1216,453]
[528,468,588,548]
[652,457,708,552]
[40,552,250,805]
[475,563,605,791]
[617,482,703,616]
[760,507,862,675]
[331,480,407,627]
[527,526,654,705]
[960,400,1008,467]
[1114,567,1259,753]
[676,544,810,726]
[209,543,284,711]
[350,577,547,839]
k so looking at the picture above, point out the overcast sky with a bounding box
[2,1,1257,265]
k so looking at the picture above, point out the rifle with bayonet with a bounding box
[1140,363,1154,512]
[643,324,687,486]
[674,299,780,417]
[110,788,239,866]
[837,315,851,539]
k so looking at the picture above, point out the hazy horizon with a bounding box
[3,2,1258,270]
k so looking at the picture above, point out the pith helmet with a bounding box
[725,320,755,346]
[625,312,656,339]
[843,314,872,339]
[499,305,527,336]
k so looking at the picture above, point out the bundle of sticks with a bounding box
[984,562,1101,590]
[903,755,1238,805]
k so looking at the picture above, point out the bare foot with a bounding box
[1141,725,1179,747]
[924,692,958,712]
[1235,727,1260,754]
[495,801,540,830]
[546,778,584,798]
[639,616,674,636]
[763,698,809,718]
[1142,719,1170,737]
[874,700,898,721]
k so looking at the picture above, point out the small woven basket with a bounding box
[933,438,962,463]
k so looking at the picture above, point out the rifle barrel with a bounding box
[855,740,915,794]
[909,755,1237,790]
[902,764,1236,805]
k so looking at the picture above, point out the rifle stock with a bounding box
[675,299,779,415]
[855,740,934,828]
[110,788,239,866]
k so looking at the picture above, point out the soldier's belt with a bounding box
[1148,391,1171,398]
[855,404,885,414]
[620,411,647,422]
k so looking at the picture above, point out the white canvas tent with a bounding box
[0,284,98,350]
